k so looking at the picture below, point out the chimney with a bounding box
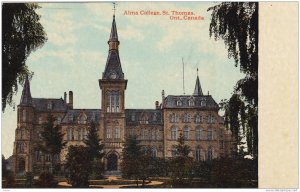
[161,90,165,106]
[69,91,73,109]
[155,101,159,109]
[64,92,67,103]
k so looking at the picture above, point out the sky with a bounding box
[1,2,244,158]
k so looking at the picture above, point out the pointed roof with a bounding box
[20,75,32,105]
[109,15,118,41]
[102,15,124,80]
[193,69,203,96]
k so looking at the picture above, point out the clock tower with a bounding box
[99,14,127,171]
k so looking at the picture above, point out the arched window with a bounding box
[208,114,214,123]
[176,100,182,106]
[208,146,213,161]
[195,127,202,140]
[151,130,155,140]
[188,99,194,106]
[151,148,157,158]
[47,102,52,110]
[201,101,206,106]
[170,113,179,123]
[183,127,189,140]
[171,127,177,140]
[18,143,26,153]
[196,147,201,161]
[195,114,202,123]
[107,91,120,113]
[79,114,87,124]
[208,128,213,140]
[153,113,157,121]
[35,150,42,162]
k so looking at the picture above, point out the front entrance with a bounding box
[107,153,118,171]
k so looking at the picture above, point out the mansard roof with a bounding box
[125,109,163,125]
[61,109,101,124]
[163,95,219,109]
[32,98,68,111]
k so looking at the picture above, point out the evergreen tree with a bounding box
[121,135,143,186]
[40,114,66,174]
[170,133,193,185]
[84,121,104,160]
[2,3,47,111]
[83,121,105,177]
[65,146,92,188]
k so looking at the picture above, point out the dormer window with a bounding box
[131,114,136,121]
[47,102,53,110]
[153,113,157,121]
[188,99,194,106]
[201,101,206,106]
[176,100,182,106]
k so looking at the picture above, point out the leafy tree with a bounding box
[170,133,193,185]
[2,3,47,111]
[65,145,92,188]
[2,155,15,188]
[36,172,58,188]
[2,155,8,178]
[208,2,258,158]
[39,114,66,174]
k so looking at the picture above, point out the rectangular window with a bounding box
[106,128,112,139]
[171,128,177,140]
[208,128,213,140]
[220,140,224,149]
[184,127,189,140]
[196,149,201,161]
[196,128,201,140]
[115,128,120,139]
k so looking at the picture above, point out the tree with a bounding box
[65,146,92,188]
[170,133,193,185]
[36,172,58,188]
[39,114,66,174]
[2,155,15,188]
[84,121,105,177]
[208,2,258,158]
[2,3,47,111]
[121,135,144,187]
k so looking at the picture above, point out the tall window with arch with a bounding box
[22,109,26,122]
[195,127,202,140]
[151,148,157,158]
[171,127,177,140]
[106,91,120,113]
[188,98,195,106]
[115,127,120,139]
[183,127,189,140]
[208,127,213,140]
[195,114,202,123]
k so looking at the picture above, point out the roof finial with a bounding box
[197,67,199,76]
[112,2,116,16]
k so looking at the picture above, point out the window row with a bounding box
[130,113,159,122]
[106,127,121,139]
[128,129,161,140]
[170,113,215,123]
[171,146,214,161]
[141,147,158,158]
[35,151,59,162]
[67,128,87,141]
[171,127,219,141]
[176,99,207,107]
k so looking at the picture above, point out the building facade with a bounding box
[12,15,233,175]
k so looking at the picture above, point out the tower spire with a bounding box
[20,75,32,105]
[193,68,203,96]
[102,12,124,80]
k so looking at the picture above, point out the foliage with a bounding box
[84,122,105,177]
[25,172,34,187]
[2,155,15,188]
[2,3,47,111]
[65,145,92,188]
[2,155,8,178]
[169,133,193,184]
[210,157,258,188]
[36,172,58,188]
[39,114,66,174]
[208,2,258,158]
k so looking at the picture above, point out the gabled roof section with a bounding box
[61,109,101,124]
[32,98,68,112]
[20,75,32,106]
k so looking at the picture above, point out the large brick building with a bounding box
[12,15,233,175]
